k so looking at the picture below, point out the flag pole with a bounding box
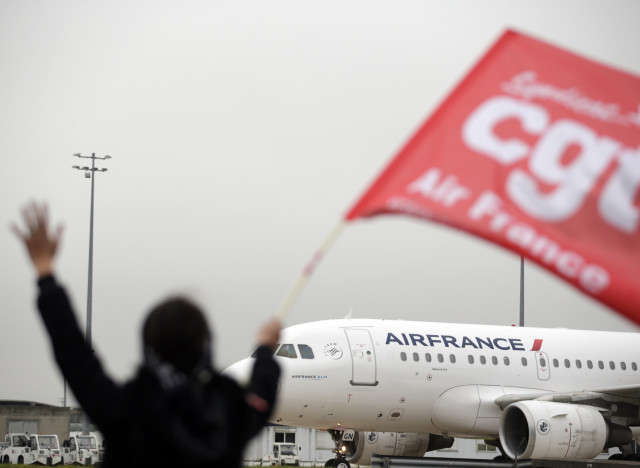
[276,220,347,320]
[519,256,525,327]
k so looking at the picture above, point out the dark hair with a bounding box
[142,297,211,374]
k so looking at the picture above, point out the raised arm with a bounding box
[13,203,122,432]
[243,318,281,438]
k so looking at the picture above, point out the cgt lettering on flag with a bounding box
[462,94,640,233]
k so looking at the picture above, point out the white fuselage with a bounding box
[227,319,640,438]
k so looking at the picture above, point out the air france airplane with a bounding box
[225,318,640,467]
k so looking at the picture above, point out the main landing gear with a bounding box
[486,438,510,461]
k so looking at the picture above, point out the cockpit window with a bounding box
[276,344,298,358]
[298,344,314,359]
[38,436,58,449]
[78,437,97,449]
[280,445,297,456]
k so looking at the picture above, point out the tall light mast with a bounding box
[72,152,111,433]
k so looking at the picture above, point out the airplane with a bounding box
[225,318,640,467]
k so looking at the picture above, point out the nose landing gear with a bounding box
[325,429,352,468]
[324,458,350,468]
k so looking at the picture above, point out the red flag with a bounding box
[346,30,640,324]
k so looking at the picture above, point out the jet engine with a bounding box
[334,431,453,465]
[499,401,632,460]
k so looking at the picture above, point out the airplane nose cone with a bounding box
[223,357,253,386]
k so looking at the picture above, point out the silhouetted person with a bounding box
[13,203,281,467]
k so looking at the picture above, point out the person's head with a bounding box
[142,296,212,374]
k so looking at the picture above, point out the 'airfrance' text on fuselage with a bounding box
[385,332,542,351]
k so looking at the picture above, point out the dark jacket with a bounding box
[37,275,280,467]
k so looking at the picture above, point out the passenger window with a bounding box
[400,352,407,362]
[468,355,474,364]
[576,360,582,369]
[413,352,419,362]
[553,359,559,368]
[587,360,593,369]
[437,353,444,363]
[450,354,456,364]
[276,344,298,359]
[598,360,604,369]
[425,353,432,362]
[298,344,314,359]
[504,356,510,366]
[480,355,486,365]
[610,361,615,370]
[539,357,546,367]
[633,362,638,371]
[491,356,498,365]
[564,359,570,368]
[621,362,627,371]
[521,357,528,367]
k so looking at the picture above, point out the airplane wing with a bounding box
[591,384,640,401]
[496,384,640,418]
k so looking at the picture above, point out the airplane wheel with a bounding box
[324,461,333,467]
[608,453,624,460]
[335,461,350,468]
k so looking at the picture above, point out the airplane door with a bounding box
[345,328,378,386]
[535,352,550,381]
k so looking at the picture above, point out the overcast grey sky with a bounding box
[1,0,639,407]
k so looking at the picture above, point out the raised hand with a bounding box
[12,202,63,277]
[257,318,281,350]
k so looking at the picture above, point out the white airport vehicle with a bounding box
[261,442,300,466]
[0,433,33,465]
[226,318,640,467]
[29,434,62,465]
[62,434,100,466]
